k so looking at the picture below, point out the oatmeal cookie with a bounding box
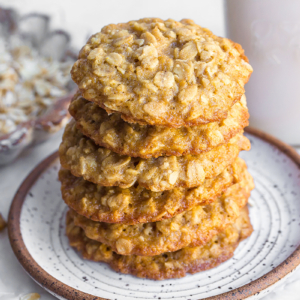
[59,158,248,224]
[59,120,250,191]
[71,18,252,127]
[70,92,249,158]
[70,172,254,256]
[59,158,246,224]
[66,206,252,280]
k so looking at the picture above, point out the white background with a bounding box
[0,0,225,50]
[0,0,300,299]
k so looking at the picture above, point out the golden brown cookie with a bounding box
[69,92,249,158]
[70,172,254,256]
[59,158,249,224]
[71,18,252,128]
[59,120,250,191]
[66,206,252,280]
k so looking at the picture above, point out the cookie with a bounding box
[70,92,249,158]
[66,206,252,280]
[70,173,254,256]
[59,158,248,224]
[59,120,250,191]
[71,18,252,127]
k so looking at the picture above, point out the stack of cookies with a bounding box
[58,18,254,280]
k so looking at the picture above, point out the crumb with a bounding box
[20,293,41,300]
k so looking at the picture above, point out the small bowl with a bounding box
[0,8,76,165]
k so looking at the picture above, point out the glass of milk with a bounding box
[225,0,300,144]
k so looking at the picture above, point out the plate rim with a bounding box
[7,127,300,300]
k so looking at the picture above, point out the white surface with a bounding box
[0,133,298,299]
[14,132,300,300]
[0,0,225,49]
[0,133,63,300]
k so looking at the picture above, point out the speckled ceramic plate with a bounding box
[8,128,300,300]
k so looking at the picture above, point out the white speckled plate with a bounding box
[8,128,300,300]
